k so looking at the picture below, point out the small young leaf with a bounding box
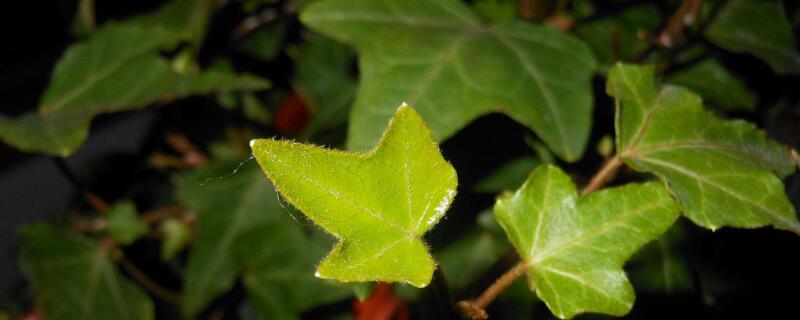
[251,105,458,287]
[494,165,679,318]
[159,218,192,261]
[19,223,154,320]
[106,201,148,245]
[301,0,596,161]
[177,160,282,316]
[608,63,799,233]
[705,0,800,74]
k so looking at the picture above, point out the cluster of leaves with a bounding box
[4,0,800,319]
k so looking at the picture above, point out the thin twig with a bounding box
[581,154,623,196]
[456,261,529,320]
[790,149,800,169]
[636,0,704,62]
[165,133,208,168]
[117,253,181,304]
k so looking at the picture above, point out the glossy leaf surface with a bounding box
[494,165,679,318]
[301,0,596,161]
[608,63,799,233]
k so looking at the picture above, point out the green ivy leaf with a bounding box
[705,0,800,74]
[665,59,756,112]
[494,165,679,319]
[575,4,661,68]
[301,0,596,161]
[236,223,353,319]
[106,201,149,246]
[19,223,154,320]
[251,105,458,287]
[177,160,282,316]
[0,22,269,156]
[608,63,799,233]
[237,18,288,61]
[159,218,192,261]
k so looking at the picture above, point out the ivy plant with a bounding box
[4,0,800,319]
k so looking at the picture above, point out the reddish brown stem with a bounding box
[457,261,530,319]
[581,154,623,196]
[655,0,703,48]
[118,253,181,304]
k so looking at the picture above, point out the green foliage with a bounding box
[6,0,800,319]
[251,105,457,287]
[19,224,154,320]
[301,0,596,161]
[106,201,148,245]
[608,63,798,233]
[664,59,756,112]
[176,160,281,316]
[494,165,679,318]
[0,3,268,156]
[705,0,800,74]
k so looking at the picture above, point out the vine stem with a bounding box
[117,252,181,304]
[456,262,530,320]
[581,154,623,196]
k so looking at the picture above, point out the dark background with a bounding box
[2,0,800,319]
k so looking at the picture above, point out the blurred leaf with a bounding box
[0,22,269,156]
[473,156,539,193]
[494,165,679,318]
[236,223,352,319]
[626,222,693,293]
[665,59,756,111]
[159,218,192,261]
[472,0,518,23]
[575,5,661,68]
[596,135,614,158]
[436,229,509,289]
[177,160,283,316]
[301,0,596,161]
[524,136,556,164]
[242,94,273,125]
[608,63,799,232]
[130,0,221,46]
[351,283,375,301]
[251,106,457,287]
[290,33,356,138]
[705,0,800,74]
[237,19,289,61]
[19,223,153,320]
[106,201,148,246]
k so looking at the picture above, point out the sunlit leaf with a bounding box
[251,105,458,287]
[494,165,679,318]
[301,0,596,161]
[608,63,798,233]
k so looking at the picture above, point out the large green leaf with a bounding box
[251,105,458,287]
[494,165,679,319]
[236,223,353,319]
[0,22,268,156]
[705,0,800,74]
[177,160,282,316]
[301,0,596,161]
[18,223,154,320]
[607,63,799,233]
